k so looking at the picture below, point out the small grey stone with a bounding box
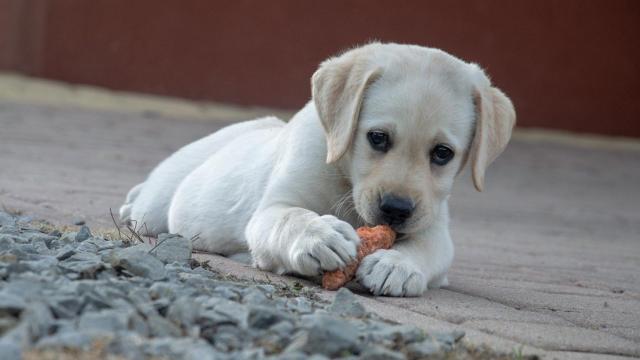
[327,288,366,318]
[59,232,78,244]
[0,211,16,227]
[48,229,62,238]
[58,252,104,277]
[27,233,57,253]
[75,226,92,242]
[127,287,151,306]
[164,261,192,276]
[284,297,314,314]
[3,276,49,298]
[5,262,31,274]
[22,301,55,341]
[72,218,86,226]
[308,355,331,360]
[80,292,113,312]
[189,265,214,277]
[269,320,294,337]
[275,352,315,360]
[149,281,183,300]
[370,324,426,344]
[247,305,292,329]
[55,244,76,260]
[198,309,236,328]
[255,284,276,296]
[105,332,145,360]
[16,215,34,223]
[206,324,246,352]
[0,316,19,334]
[0,224,20,235]
[35,329,96,350]
[209,299,249,327]
[405,338,441,358]
[47,296,83,318]
[166,296,202,328]
[184,346,221,360]
[143,337,219,359]
[243,287,270,305]
[0,291,26,316]
[232,348,266,360]
[211,286,241,301]
[0,234,17,251]
[21,256,58,272]
[149,233,192,264]
[78,308,148,336]
[432,330,465,350]
[77,237,114,254]
[109,245,166,280]
[0,340,22,360]
[50,319,75,334]
[360,345,406,360]
[147,314,182,337]
[152,297,171,314]
[178,272,221,289]
[286,313,359,356]
[0,323,28,360]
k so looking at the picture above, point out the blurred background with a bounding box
[1,0,639,136]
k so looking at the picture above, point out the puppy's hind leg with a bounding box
[119,182,144,225]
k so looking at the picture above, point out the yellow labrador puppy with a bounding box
[120,43,515,296]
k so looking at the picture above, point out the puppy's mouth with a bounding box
[394,232,408,242]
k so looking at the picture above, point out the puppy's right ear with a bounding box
[312,54,381,163]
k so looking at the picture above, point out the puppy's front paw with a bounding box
[289,215,360,276]
[356,249,426,297]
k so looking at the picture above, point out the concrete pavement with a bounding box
[1,74,639,359]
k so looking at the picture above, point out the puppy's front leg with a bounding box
[356,209,454,297]
[246,206,360,276]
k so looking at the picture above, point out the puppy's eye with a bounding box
[430,145,454,166]
[367,130,391,152]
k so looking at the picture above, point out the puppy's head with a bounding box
[313,43,515,234]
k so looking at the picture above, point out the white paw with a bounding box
[289,215,360,276]
[356,249,427,297]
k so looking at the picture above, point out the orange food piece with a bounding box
[322,225,396,290]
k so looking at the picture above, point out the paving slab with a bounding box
[0,76,639,358]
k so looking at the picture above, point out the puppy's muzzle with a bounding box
[379,194,414,227]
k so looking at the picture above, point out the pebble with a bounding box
[0,212,16,226]
[109,245,167,280]
[361,345,406,360]
[58,231,78,245]
[286,313,360,356]
[75,225,92,242]
[149,233,192,264]
[327,288,366,318]
[0,210,464,358]
[55,244,76,260]
[166,296,202,328]
[58,252,104,277]
[405,338,442,358]
[0,292,26,316]
[248,305,293,329]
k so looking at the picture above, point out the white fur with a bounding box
[120,43,515,297]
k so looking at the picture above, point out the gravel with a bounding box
[0,210,470,359]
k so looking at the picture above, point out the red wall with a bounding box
[2,0,639,137]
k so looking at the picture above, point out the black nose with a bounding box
[379,194,414,226]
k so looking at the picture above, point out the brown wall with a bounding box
[1,0,639,137]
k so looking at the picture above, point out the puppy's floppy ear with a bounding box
[312,53,381,163]
[469,73,516,191]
